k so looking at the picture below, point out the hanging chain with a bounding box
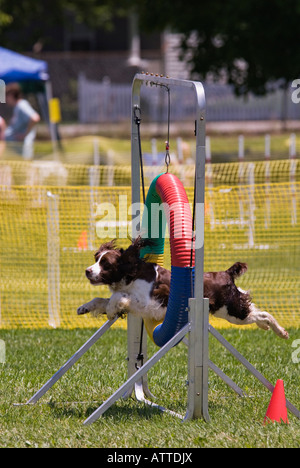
[165,86,171,172]
[147,82,171,172]
[134,105,146,205]
[133,104,145,368]
[132,84,172,366]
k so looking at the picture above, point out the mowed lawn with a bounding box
[0,326,299,448]
[19,131,300,165]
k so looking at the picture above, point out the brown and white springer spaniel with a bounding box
[77,238,289,339]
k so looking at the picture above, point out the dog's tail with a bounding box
[226,262,248,280]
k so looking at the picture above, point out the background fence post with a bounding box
[47,191,61,328]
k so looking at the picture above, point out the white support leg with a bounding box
[185,297,210,422]
[24,317,118,405]
[83,323,190,425]
[123,314,154,400]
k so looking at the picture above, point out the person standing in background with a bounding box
[0,115,6,157]
[4,83,40,158]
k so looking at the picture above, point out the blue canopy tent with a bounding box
[0,46,49,83]
[0,47,58,152]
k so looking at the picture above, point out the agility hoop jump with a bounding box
[139,172,195,347]
[23,74,300,425]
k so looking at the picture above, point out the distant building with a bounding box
[22,14,190,119]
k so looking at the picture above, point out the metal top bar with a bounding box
[132,73,206,119]
[132,72,204,92]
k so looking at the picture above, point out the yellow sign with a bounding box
[49,98,61,123]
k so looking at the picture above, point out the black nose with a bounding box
[86,268,92,278]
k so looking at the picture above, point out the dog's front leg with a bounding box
[106,292,131,320]
[77,298,109,317]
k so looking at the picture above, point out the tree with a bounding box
[128,0,300,96]
[1,0,300,97]
[0,0,123,51]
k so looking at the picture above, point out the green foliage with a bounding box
[1,0,300,96]
[130,0,300,96]
[0,11,12,28]
[0,0,124,50]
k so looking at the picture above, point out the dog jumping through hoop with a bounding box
[77,237,289,340]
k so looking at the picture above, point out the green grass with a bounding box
[3,131,298,165]
[208,133,295,162]
[49,133,298,164]
[0,327,299,448]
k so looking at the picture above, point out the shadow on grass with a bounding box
[47,398,165,422]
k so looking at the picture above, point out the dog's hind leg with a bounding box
[77,298,109,317]
[246,303,289,339]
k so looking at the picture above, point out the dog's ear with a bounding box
[119,244,139,265]
[120,236,154,263]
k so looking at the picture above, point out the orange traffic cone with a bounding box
[264,379,289,424]
[77,230,88,250]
